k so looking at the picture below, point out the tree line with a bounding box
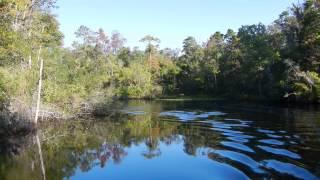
[0,0,320,118]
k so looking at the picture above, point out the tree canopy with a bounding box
[0,0,320,118]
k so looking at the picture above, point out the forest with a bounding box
[1,1,320,179]
[0,0,320,124]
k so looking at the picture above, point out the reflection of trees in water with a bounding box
[77,142,127,171]
[0,100,225,180]
[0,132,47,180]
[178,123,220,156]
[143,134,161,159]
[0,113,184,179]
[0,133,34,156]
[1,101,319,179]
[98,142,127,166]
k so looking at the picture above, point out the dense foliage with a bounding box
[0,0,320,116]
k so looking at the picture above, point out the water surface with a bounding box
[1,100,320,179]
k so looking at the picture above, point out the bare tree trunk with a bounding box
[28,54,32,69]
[22,10,27,21]
[34,25,45,124]
[22,4,29,21]
[36,133,46,180]
[34,56,43,124]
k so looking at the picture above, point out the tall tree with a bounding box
[204,32,224,90]
[140,35,160,64]
[110,31,126,54]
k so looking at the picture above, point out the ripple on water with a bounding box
[290,141,298,145]
[159,111,226,121]
[257,129,276,134]
[278,130,287,134]
[224,119,253,125]
[207,121,232,129]
[212,150,266,174]
[222,132,255,139]
[226,136,249,143]
[262,160,318,180]
[158,109,316,179]
[208,160,250,180]
[258,139,285,146]
[257,145,301,159]
[212,128,243,134]
[226,123,250,128]
[293,135,300,139]
[206,121,249,129]
[266,134,282,139]
[221,141,255,153]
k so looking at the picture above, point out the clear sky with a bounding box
[54,0,298,50]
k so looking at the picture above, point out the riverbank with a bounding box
[157,94,320,105]
[1,91,319,140]
[1,94,318,124]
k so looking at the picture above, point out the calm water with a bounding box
[1,100,320,180]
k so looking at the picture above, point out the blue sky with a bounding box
[54,0,298,50]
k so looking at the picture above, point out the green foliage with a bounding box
[0,70,8,104]
[0,67,37,103]
[293,72,320,102]
[115,63,161,98]
[170,0,320,102]
[1,0,320,117]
